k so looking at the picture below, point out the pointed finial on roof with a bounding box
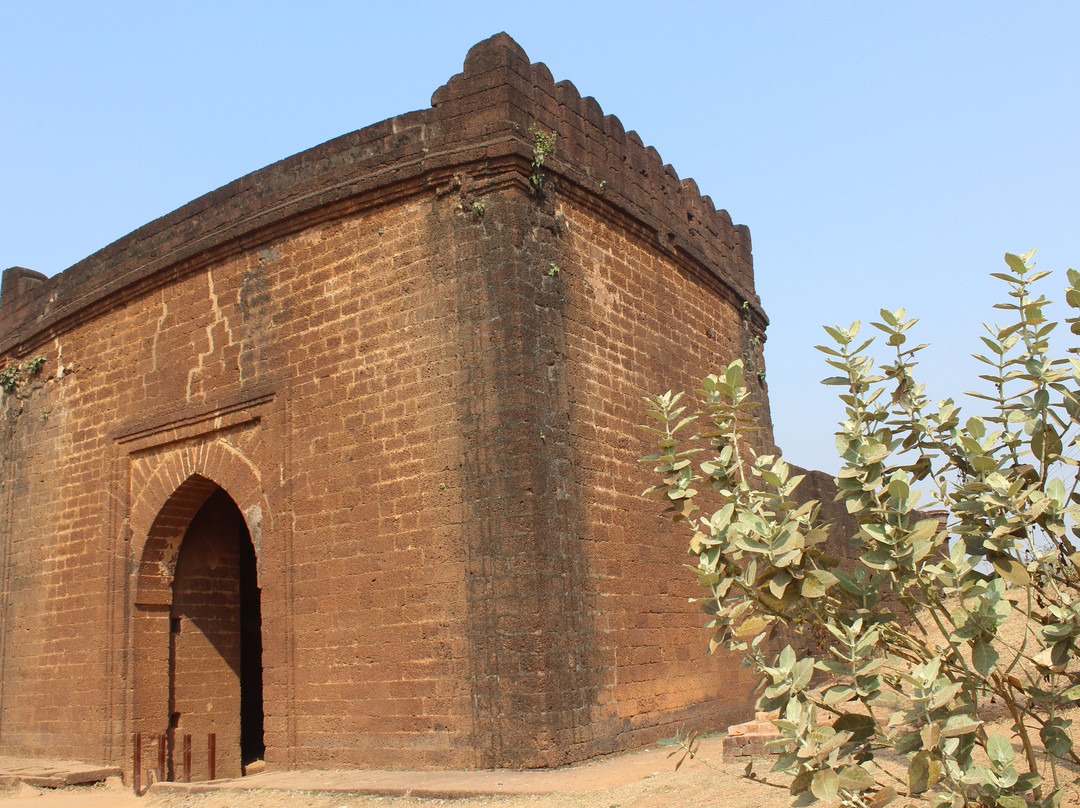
[432,32,532,107]
[462,32,530,73]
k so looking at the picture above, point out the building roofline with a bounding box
[0,32,763,356]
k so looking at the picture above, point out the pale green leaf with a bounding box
[868,786,898,808]
[986,732,1013,767]
[837,764,875,792]
[990,555,1031,586]
[972,639,999,677]
[811,769,839,802]
[998,797,1028,808]
[908,751,931,795]
[1040,718,1073,758]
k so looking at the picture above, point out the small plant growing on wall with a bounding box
[529,125,556,190]
[0,356,46,394]
[0,365,19,393]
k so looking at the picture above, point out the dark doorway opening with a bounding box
[169,488,264,779]
[239,526,264,767]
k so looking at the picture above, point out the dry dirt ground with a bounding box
[0,749,794,808]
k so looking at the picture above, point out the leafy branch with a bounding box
[642,252,1080,808]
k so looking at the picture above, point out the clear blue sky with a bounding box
[3,1,1078,473]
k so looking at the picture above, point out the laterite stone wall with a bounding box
[0,33,772,777]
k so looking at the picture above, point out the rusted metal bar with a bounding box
[208,733,216,781]
[157,733,166,782]
[133,733,142,794]
[183,734,191,783]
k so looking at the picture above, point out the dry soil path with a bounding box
[0,739,793,808]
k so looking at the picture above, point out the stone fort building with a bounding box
[0,34,771,780]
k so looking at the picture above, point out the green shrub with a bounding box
[643,252,1080,807]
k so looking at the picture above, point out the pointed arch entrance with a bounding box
[131,470,265,781]
[170,488,264,777]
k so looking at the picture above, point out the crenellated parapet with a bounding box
[433,33,757,310]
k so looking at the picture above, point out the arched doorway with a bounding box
[165,487,263,779]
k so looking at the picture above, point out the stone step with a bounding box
[0,755,121,788]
